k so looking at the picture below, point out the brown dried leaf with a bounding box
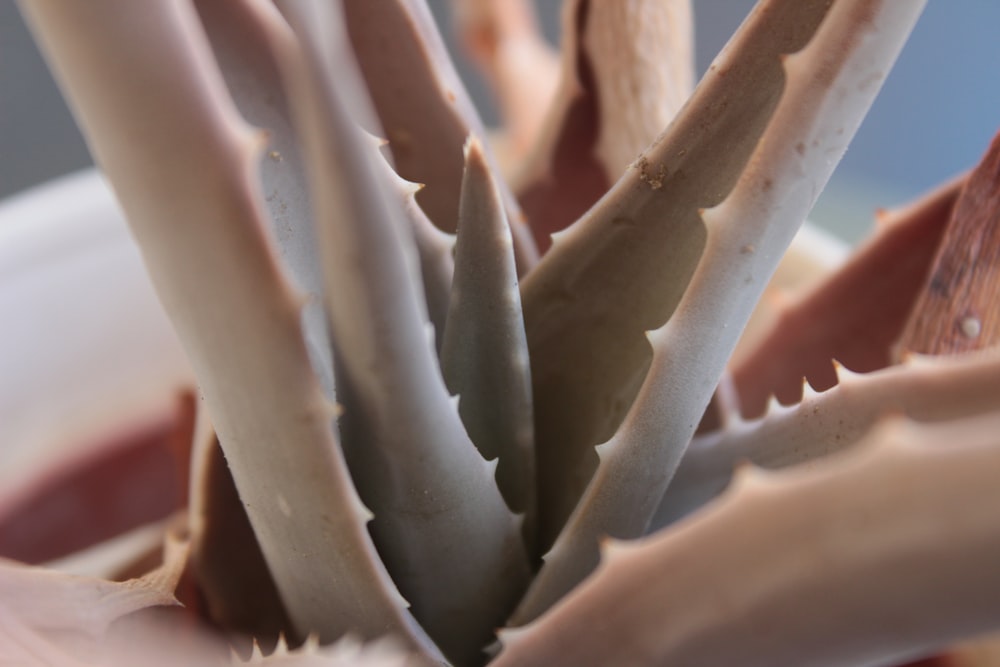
[899,130,1000,356]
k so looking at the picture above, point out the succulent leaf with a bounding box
[441,136,536,527]
[342,0,538,274]
[193,0,336,399]
[18,0,439,654]
[7,1,999,665]
[733,174,965,417]
[655,348,1000,527]
[513,0,926,620]
[374,158,457,358]
[242,635,420,667]
[521,0,836,549]
[494,413,1000,667]
[189,419,293,646]
[272,3,530,661]
[898,130,1000,356]
[514,0,695,251]
[0,537,186,639]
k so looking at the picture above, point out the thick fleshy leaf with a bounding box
[18,0,438,653]
[513,0,925,620]
[898,130,1000,356]
[0,591,226,667]
[655,349,1000,528]
[188,416,293,647]
[244,636,419,667]
[494,413,1000,667]
[370,150,456,357]
[271,2,530,662]
[342,0,538,274]
[0,537,186,639]
[521,0,836,548]
[441,136,535,532]
[193,0,337,398]
[515,0,694,251]
[732,175,964,418]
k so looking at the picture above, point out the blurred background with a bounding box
[2,1,998,242]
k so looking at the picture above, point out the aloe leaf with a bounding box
[0,539,189,666]
[41,520,174,582]
[193,0,335,398]
[0,539,186,639]
[371,152,456,357]
[272,3,530,661]
[0,609,91,667]
[513,0,926,621]
[515,0,694,250]
[898,130,1000,356]
[245,636,420,666]
[341,0,538,274]
[440,136,535,533]
[655,349,1000,527]
[521,0,836,548]
[18,1,440,655]
[405,197,456,358]
[494,413,1000,667]
[733,175,964,417]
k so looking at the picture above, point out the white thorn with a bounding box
[496,625,532,651]
[598,536,638,563]
[801,377,822,401]
[764,394,784,417]
[594,438,616,462]
[831,359,863,384]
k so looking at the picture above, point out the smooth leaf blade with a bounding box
[495,412,1000,667]
[441,136,536,536]
[514,0,926,620]
[19,0,440,655]
[521,0,836,549]
[342,0,538,274]
[274,3,531,662]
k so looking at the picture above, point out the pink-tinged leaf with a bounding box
[243,635,420,666]
[494,413,1000,667]
[656,348,1000,527]
[899,130,1000,356]
[272,3,529,661]
[342,0,538,273]
[516,0,924,609]
[19,0,438,652]
[521,0,835,549]
[0,537,186,640]
[732,175,964,418]
[515,0,694,251]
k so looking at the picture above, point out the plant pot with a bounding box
[0,169,194,565]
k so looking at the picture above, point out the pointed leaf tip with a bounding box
[463,133,483,157]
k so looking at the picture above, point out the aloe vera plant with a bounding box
[3,0,1000,665]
